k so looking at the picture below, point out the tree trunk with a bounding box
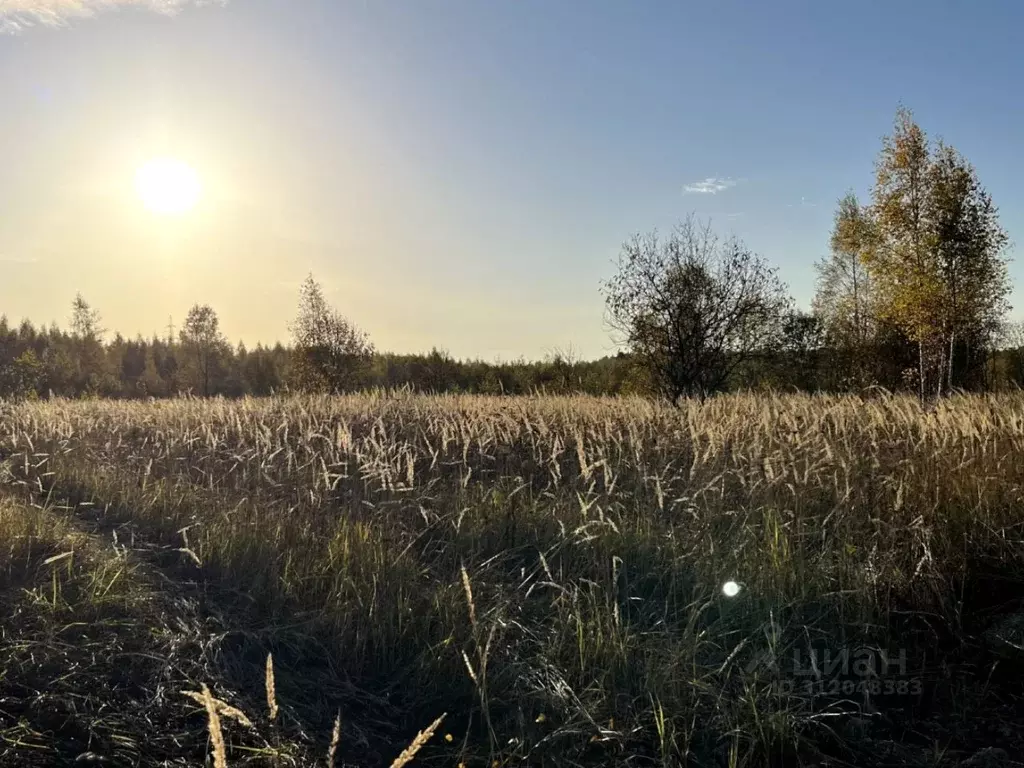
[947,331,955,394]
[918,340,925,402]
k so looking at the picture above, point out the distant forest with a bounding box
[0,301,635,399]
[2,292,1024,401]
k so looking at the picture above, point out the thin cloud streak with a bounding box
[683,177,739,195]
[0,0,223,32]
[786,196,817,209]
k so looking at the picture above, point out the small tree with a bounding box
[290,274,374,393]
[141,346,167,397]
[179,304,227,396]
[69,293,107,394]
[545,343,581,394]
[244,344,283,396]
[602,215,791,400]
[814,193,879,384]
[771,310,826,391]
[995,321,1024,389]
[0,349,44,400]
[70,293,104,340]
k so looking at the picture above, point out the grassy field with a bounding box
[2,392,1024,767]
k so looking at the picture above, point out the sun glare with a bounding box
[135,157,201,215]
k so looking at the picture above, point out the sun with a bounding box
[135,157,201,215]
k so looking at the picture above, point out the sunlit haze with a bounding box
[1,0,1023,359]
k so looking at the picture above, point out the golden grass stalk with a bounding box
[265,652,279,721]
[199,683,228,768]
[181,690,254,730]
[327,711,342,768]
[389,712,446,768]
[460,565,477,632]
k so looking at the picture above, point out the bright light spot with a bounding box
[722,581,741,598]
[135,157,201,215]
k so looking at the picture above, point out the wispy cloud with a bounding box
[683,177,739,195]
[0,0,222,32]
[0,253,39,264]
[786,196,817,209]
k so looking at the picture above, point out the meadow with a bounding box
[2,391,1024,767]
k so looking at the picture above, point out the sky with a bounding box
[1,0,1023,361]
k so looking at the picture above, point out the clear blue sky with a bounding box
[1,0,1022,360]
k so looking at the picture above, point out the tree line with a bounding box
[0,278,639,400]
[2,108,1023,402]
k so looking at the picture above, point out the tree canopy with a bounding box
[602,215,791,400]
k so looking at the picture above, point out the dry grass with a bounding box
[327,712,342,768]
[388,713,446,768]
[0,494,301,765]
[2,390,1024,765]
[266,653,279,722]
[201,683,229,768]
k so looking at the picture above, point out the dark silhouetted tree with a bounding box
[602,215,791,400]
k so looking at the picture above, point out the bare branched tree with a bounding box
[602,215,791,401]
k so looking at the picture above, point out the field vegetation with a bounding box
[3,391,1024,766]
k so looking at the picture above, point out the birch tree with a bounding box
[867,107,1010,398]
[813,192,879,386]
